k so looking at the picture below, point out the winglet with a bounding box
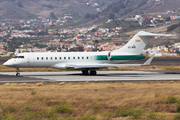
[143,56,154,65]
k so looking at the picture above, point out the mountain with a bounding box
[0,0,179,19]
[0,1,36,19]
[0,0,117,19]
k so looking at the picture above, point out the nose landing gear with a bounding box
[16,68,20,76]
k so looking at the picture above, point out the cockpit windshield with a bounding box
[13,56,24,58]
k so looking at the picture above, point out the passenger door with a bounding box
[27,54,34,67]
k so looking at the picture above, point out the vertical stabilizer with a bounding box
[113,31,174,55]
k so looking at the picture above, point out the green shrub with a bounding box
[3,113,16,120]
[23,111,47,120]
[31,91,37,95]
[2,105,16,113]
[146,112,166,120]
[37,96,45,101]
[166,95,177,103]
[146,112,157,119]
[155,95,177,104]
[101,112,112,117]
[115,108,129,117]
[114,108,142,118]
[23,112,37,120]
[92,104,101,110]
[24,104,30,111]
[0,113,2,120]
[155,98,166,104]
[53,104,72,114]
[174,113,180,120]
[177,101,180,112]
[79,114,97,120]
[46,109,57,119]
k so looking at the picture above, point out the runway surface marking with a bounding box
[0,71,180,82]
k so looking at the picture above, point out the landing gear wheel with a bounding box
[16,68,20,77]
[82,70,88,75]
[16,73,20,76]
[90,70,97,75]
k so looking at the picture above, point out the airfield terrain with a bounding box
[0,58,180,119]
[0,80,180,119]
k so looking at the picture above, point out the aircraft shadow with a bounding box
[23,73,155,77]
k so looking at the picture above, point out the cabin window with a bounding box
[64,57,66,60]
[55,57,57,60]
[87,57,89,59]
[82,57,84,59]
[68,57,70,60]
[41,57,43,60]
[78,57,80,59]
[37,57,39,60]
[51,57,52,60]
[73,57,75,59]
[46,57,48,60]
[59,57,61,60]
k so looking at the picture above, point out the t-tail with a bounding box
[113,31,175,55]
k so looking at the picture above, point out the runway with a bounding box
[1,71,180,83]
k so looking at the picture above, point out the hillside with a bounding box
[0,1,36,19]
[0,0,116,19]
[0,0,179,19]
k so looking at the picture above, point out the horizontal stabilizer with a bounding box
[143,56,154,65]
[138,31,175,37]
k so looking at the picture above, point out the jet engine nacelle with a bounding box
[107,51,111,60]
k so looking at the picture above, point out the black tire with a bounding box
[82,70,88,75]
[90,70,96,75]
[16,73,20,76]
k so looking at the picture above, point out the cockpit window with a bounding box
[13,56,24,58]
[18,56,24,58]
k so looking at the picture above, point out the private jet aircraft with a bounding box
[3,31,174,76]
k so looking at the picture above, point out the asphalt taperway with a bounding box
[0,74,49,83]
[0,71,180,83]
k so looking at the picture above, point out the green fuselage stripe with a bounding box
[95,55,145,61]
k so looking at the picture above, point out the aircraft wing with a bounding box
[65,56,154,69]
[65,64,141,69]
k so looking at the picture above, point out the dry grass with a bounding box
[35,83,43,86]
[0,81,180,119]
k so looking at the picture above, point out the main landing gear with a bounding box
[82,70,97,75]
[16,68,20,76]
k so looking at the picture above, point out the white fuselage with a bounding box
[4,51,143,70]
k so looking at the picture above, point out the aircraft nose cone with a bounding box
[3,60,14,67]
